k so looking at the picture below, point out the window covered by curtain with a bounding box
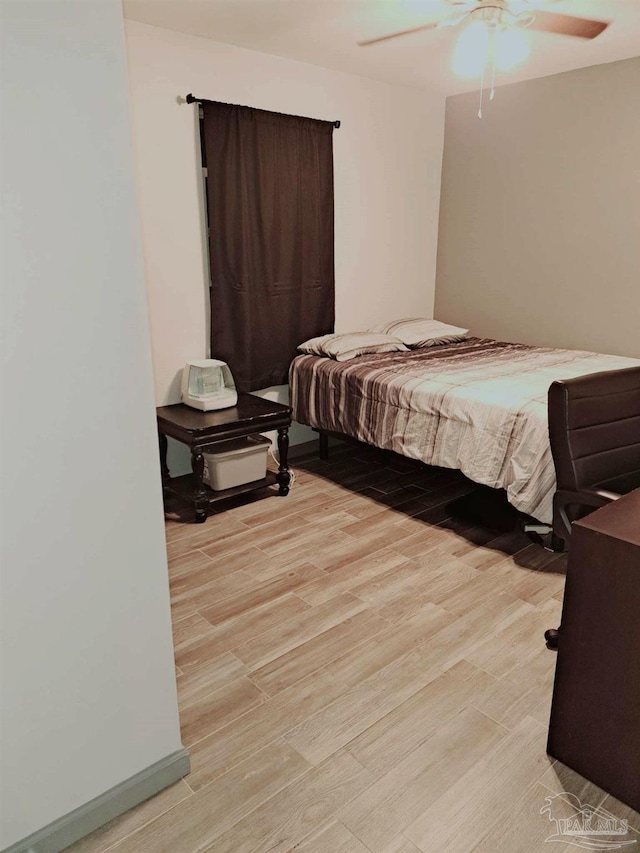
[201,100,335,393]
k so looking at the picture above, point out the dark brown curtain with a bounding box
[201,100,335,393]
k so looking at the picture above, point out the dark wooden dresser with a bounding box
[547,488,640,811]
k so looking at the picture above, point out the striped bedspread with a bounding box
[290,337,639,523]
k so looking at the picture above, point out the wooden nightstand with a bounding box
[157,393,292,523]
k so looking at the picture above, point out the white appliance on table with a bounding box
[181,359,237,411]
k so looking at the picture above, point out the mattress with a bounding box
[290,337,639,523]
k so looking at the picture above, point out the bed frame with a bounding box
[314,364,640,552]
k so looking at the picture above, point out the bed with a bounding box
[290,337,639,525]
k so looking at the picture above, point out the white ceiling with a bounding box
[123,0,640,95]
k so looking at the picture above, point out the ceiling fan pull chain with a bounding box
[490,33,497,101]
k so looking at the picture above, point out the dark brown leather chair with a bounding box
[548,365,640,547]
[544,365,640,651]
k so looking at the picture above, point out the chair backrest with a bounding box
[548,366,640,493]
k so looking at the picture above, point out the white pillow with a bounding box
[298,332,408,361]
[368,318,469,348]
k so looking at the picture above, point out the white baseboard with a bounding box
[2,749,190,853]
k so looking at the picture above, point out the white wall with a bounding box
[435,58,640,359]
[0,2,183,848]
[124,21,445,464]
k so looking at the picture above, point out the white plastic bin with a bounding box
[202,435,271,491]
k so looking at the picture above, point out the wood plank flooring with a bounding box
[67,441,640,853]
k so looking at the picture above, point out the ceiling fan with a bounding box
[358,0,610,48]
[358,0,610,116]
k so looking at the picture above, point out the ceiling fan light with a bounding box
[495,25,531,70]
[452,20,490,78]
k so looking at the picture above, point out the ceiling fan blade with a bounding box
[358,21,440,47]
[527,11,609,39]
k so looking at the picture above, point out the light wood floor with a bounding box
[68,441,640,853]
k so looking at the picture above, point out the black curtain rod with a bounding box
[185,94,340,129]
